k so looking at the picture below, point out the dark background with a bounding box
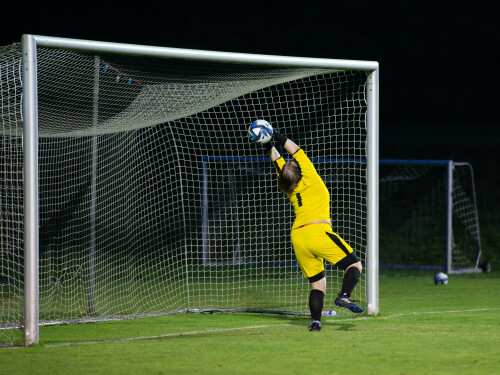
[1,2,498,266]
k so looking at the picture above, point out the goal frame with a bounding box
[379,159,483,273]
[21,34,379,346]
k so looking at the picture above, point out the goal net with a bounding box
[0,37,378,346]
[379,160,482,272]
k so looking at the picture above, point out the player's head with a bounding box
[278,161,301,194]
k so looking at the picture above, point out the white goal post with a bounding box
[9,35,380,346]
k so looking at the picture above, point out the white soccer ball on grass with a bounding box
[434,272,448,285]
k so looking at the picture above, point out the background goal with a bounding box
[379,160,482,273]
[0,36,379,346]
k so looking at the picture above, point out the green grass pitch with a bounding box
[1,271,499,375]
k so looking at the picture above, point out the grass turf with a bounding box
[1,271,499,375]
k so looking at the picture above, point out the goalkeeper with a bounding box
[260,125,363,332]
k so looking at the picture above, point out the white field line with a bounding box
[44,324,292,348]
[323,307,500,322]
[5,307,498,349]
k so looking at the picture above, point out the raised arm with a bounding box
[274,131,300,155]
[270,145,281,162]
[267,130,299,162]
[283,138,300,155]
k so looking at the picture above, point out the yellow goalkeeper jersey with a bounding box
[274,149,331,228]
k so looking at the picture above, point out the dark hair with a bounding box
[278,162,302,194]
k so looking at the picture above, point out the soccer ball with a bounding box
[248,120,273,144]
[434,272,449,285]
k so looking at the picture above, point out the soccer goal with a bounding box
[0,35,379,346]
[379,160,483,273]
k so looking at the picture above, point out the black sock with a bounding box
[340,267,361,298]
[309,289,325,322]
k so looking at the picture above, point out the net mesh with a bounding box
[0,44,24,345]
[450,163,482,271]
[1,43,368,345]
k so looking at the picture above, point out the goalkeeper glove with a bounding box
[273,130,288,147]
[263,141,273,152]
